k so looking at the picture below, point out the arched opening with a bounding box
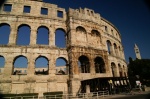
[76,26,86,33]
[0,23,10,45]
[111,62,117,77]
[78,61,81,73]
[78,55,90,73]
[35,56,49,75]
[113,43,118,56]
[0,56,5,73]
[91,30,101,45]
[94,57,106,73]
[55,29,66,48]
[16,24,30,45]
[37,26,49,45]
[118,46,121,57]
[76,26,87,44]
[118,64,123,77]
[106,40,112,55]
[13,55,28,75]
[91,30,100,36]
[56,57,67,75]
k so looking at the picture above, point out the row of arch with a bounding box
[0,23,102,46]
[111,62,127,77]
[0,55,67,75]
[0,23,66,47]
[0,23,122,49]
[107,40,124,58]
[0,54,106,75]
[0,54,127,77]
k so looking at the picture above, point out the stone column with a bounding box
[86,85,90,93]
[49,28,55,47]
[3,56,14,77]
[90,59,95,75]
[8,23,17,45]
[72,60,79,75]
[70,79,81,96]
[116,66,120,77]
[48,57,55,76]
[27,54,35,76]
[112,45,116,56]
[30,28,37,45]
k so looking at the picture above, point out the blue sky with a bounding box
[43,0,150,62]
[0,0,150,68]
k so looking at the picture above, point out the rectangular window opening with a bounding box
[3,4,12,12]
[57,10,63,18]
[111,29,114,35]
[41,7,48,15]
[23,6,31,13]
[105,26,108,32]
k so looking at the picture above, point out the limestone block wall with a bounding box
[0,0,128,95]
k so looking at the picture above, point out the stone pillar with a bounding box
[86,85,90,93]
[27,54,35,76]
[90,59,95,75]
[116,66,120,77]
[72,60,79,75]
[48,57,55,76]
[70,79,81,96]
[30,28,37,45]
[3,56,14,77]
[112,45,116,56]
[8,23,17,45]
[110,45,113,55]
[50,28,55,47]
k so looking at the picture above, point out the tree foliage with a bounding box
[128,57,150,86]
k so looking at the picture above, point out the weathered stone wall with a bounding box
[0,0,127,95]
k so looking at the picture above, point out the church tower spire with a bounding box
[134,44,141,59]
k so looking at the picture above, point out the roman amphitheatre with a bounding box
[0,0,129,97]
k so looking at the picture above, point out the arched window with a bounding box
[91,30,100,36]
[76,26,86,33]
[37,26,49,45]
[118,64,122,77]
[55,29,66,48]
[111,62,117,77]
[13,55,28,75]
[113,43,118,56]
[91,30,101,45]
[76,26,87,44]
[16,24,30,45]
[78,55,90,73]
[0,23,10,45]
[35,56,49,75]
[118,46,121,57]
[0,56,5,73]
[94,57,106,73]
[56,57,67,75]
[106,40,112,55]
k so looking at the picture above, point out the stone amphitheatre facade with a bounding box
[0,0,129,96]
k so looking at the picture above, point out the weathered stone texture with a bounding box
[0,0,127,95]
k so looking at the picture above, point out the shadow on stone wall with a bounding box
[0,92,4,99]
[0,0,6,7]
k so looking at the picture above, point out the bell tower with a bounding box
[134,44,141,59]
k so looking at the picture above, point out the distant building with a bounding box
[134,44,141,59]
